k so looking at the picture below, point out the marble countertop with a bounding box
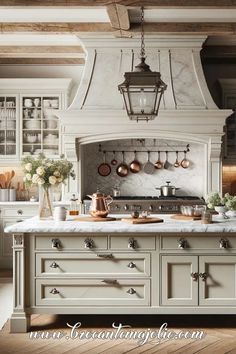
[4,214,236,234]
[0,201,70,206]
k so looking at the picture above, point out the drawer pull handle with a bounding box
[51,239,61,249]
[97,254,114,259]
[190,272,199,281]
[178,238,187,249]
[17,209,23,215]
[199,272,208,281]
[127,288,136,295]
[50,261,59,268]
[50,288,60,294]
[17,219,23,223]
[219,238,229,249]
[84,238,94,249]
[127,261,136,268]
[128,238,136,249]
[101,279,118,285]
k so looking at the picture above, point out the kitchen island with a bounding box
[5,214,236,332]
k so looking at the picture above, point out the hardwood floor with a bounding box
[1,315,236,354]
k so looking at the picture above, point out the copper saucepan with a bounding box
[116,151,129,177]
[97,151,111,177]
[129,151,141,173]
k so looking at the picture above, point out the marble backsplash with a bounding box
[83,139,205,198]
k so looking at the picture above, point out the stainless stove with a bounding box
[83,196,205,214]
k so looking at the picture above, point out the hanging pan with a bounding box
[98,151,111,177]
[143,151,155,175]
[116,151,129,177]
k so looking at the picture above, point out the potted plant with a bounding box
[206,192,228,219]
[22,153,74,219]
[224,193,236,218]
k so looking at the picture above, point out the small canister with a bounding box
[54,206,67,221]
[201,210,212,224]
[0,189,9,202]
[9,189,16,202]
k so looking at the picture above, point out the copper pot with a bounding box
[116,151,129,177]
[129,151,141,173]
[87,190,113,218]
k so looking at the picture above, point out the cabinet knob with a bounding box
[17,209,23,215]
[51,238,61,249]
[127,288,136,295]
[50,288,60,294]
[96,253,113,259]
[199,272,208,281]
[219,238,229,249]
[178,238,187,249]
[190,272,199,281]
[101,279,118,285]
[50,261,59,268]
[84,238,94,249]
[128,238,136,249]
[127,261,136,268]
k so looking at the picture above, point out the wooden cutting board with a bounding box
[171,214,201,221]
[74,216,116,222]
[121,217,163,224]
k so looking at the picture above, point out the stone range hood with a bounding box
[58,35,232,198]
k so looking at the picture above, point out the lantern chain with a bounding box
[140,7,145,59]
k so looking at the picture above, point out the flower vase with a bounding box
[214,206,228,220]
[38,186,53,219]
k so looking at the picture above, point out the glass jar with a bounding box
[201,210,212,224]
[69,194,79,216]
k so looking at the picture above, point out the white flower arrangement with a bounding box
[224,193,236,211]
[206,192,224,209]
[22,153,75,190]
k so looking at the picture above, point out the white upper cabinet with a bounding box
[0,78,72,163]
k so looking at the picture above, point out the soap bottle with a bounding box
[69,194,79,216]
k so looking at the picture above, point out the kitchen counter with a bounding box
[5,214,236,234]
[0,201,70,206]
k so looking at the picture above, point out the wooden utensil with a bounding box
[0,174,6,188]
[8,170,15,188]
[4,171,10,188]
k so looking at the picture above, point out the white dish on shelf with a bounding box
[24,120,41,129]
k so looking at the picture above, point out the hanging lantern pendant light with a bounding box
[118,7,167,122]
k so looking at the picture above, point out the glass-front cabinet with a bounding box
[21,94,60,157]
[0,78,72,162]
[0,95,18,158]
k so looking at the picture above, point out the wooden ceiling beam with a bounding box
[106,4,130,30]
[0,22,236,35]
[0,1,236,8]
[0,58,85,64]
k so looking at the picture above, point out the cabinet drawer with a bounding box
[160,235,236,251]
[110,236,156,250]
[35,279,150,306]
[35,253,150,277]
[34,235,107,250]
[1,206,37,217]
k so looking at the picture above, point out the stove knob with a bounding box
[114,205,120,210]
[159,205,163,211]
[124,204,129,211]
[149,205,153,212]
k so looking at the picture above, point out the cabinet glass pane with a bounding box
[0,95,17,157]
[22,95,60,157]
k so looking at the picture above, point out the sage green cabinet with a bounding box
[199,255,236,306]
[161,255,236,307]
[161,255,198,306]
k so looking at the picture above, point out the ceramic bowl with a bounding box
[25,120,41,129]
